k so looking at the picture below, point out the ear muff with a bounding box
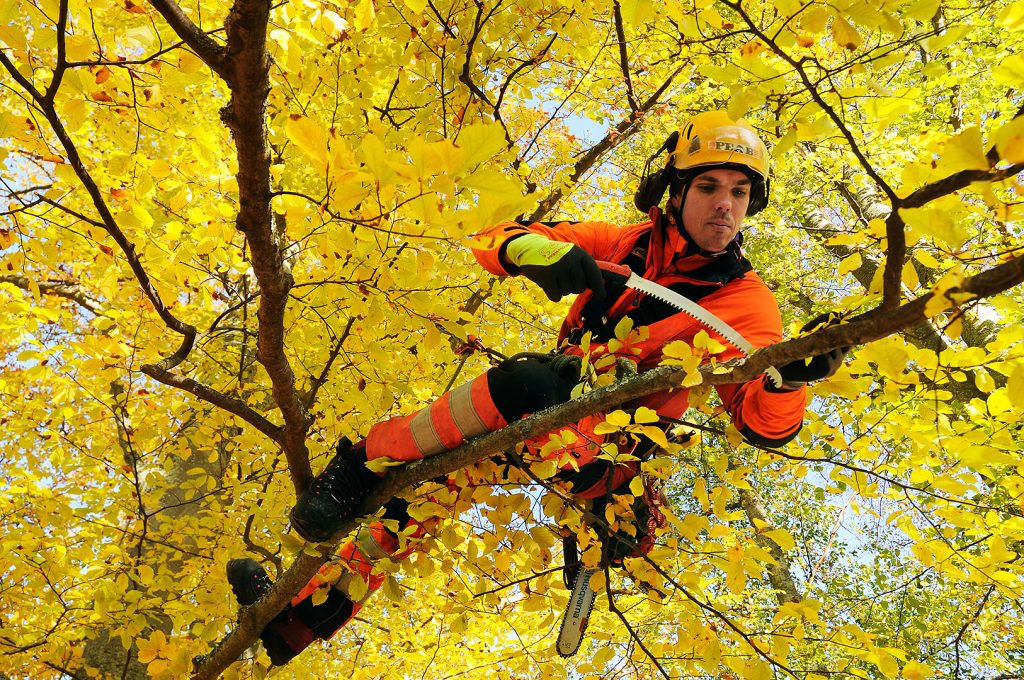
[746,176,770,215]
[633,168,671,212]
[633,131,679,213]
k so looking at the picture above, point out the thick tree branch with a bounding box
[0,275,103,314]
[206,0,313,490]
[458,1,499,111]
[613,0,640,113]
[42,0,70,104]
[139,364,282,443]
[737,486,802,604]
[900,163,1024,209]
[146,0,228,78]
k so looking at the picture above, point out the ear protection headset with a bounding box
[633,131,678,213]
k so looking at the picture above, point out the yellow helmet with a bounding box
[634,111,771,215]
[668,111,769,182]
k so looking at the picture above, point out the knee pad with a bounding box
[292,587,356,639]
[487,359,576,422]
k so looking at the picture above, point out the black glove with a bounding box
[521,245,606,302]
[504,234,606,302]
[771,312,850,390]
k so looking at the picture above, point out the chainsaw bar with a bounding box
[557,568,598,657]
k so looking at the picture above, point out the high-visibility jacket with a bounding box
[471,209,806,450]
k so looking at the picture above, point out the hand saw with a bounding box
[596,261,782,386]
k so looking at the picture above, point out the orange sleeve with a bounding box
[633,272,805,446]
[709,272,805,446]
[470,220,626,276]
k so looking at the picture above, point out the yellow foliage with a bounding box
[2,0,1024,677]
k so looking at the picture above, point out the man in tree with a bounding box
[227,111,847,665]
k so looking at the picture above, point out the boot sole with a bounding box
[289,505,336,543]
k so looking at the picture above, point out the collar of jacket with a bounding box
[646,207,749,282]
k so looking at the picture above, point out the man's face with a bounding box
[674,168,751,253]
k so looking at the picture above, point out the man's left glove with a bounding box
[770,312,850,392]
[503,233,606,302]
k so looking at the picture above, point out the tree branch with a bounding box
[210,0,313,490]
[146,0,228,78]
[139,364,283,443]
[0,275,103,314]
[613,0,640,113]
[737,486,802,604]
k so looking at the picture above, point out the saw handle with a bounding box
[596,260,632,287]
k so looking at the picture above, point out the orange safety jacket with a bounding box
[471,208,806,452]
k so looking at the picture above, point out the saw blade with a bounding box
[624,273,783,386]
[557,568,598,657]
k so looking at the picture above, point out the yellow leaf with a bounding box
[455,122,509,171]
[382,575,403,601]
[902,0,939,21]
[314,9,349,40]
[726,545,746,593]
[921,25,971,52]
[365,457,404,474]
[900,207,968,249]
[633,406,658,424]
[605,410,631,428]
[914,249,941,269]
[693,478,709,511]
[902,660,933,680]
[693,329,726,354]
[801,6,830,33]
[318,562,343,583]
[613,316,634,341]
[831,16,862,50]
[974,369,995,393]
[662,340,692,358]
[346,574,369,603]
[358,132,394,184]
[697,62,740,85]
[310,585,329,606]
[638,425,670,449]
[178,50,204,73]
[838,252,863,276]
[902,260,919,289]
[1007,363,1024,410]
[532,459,557,479]
[999,0,1024,28]
[285,115,330,170]
[936,126,990,174]
[987,389,1014,416]
[352,0,376,31]
[765,528,795,551]
[923,292,952,317]
[992,116,1024,163]
[629,476,644,497]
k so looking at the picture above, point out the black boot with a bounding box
[289,438,381,542]
[226,558,273,605]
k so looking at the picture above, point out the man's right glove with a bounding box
[504,233,606,302]
[770,312,850,392]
